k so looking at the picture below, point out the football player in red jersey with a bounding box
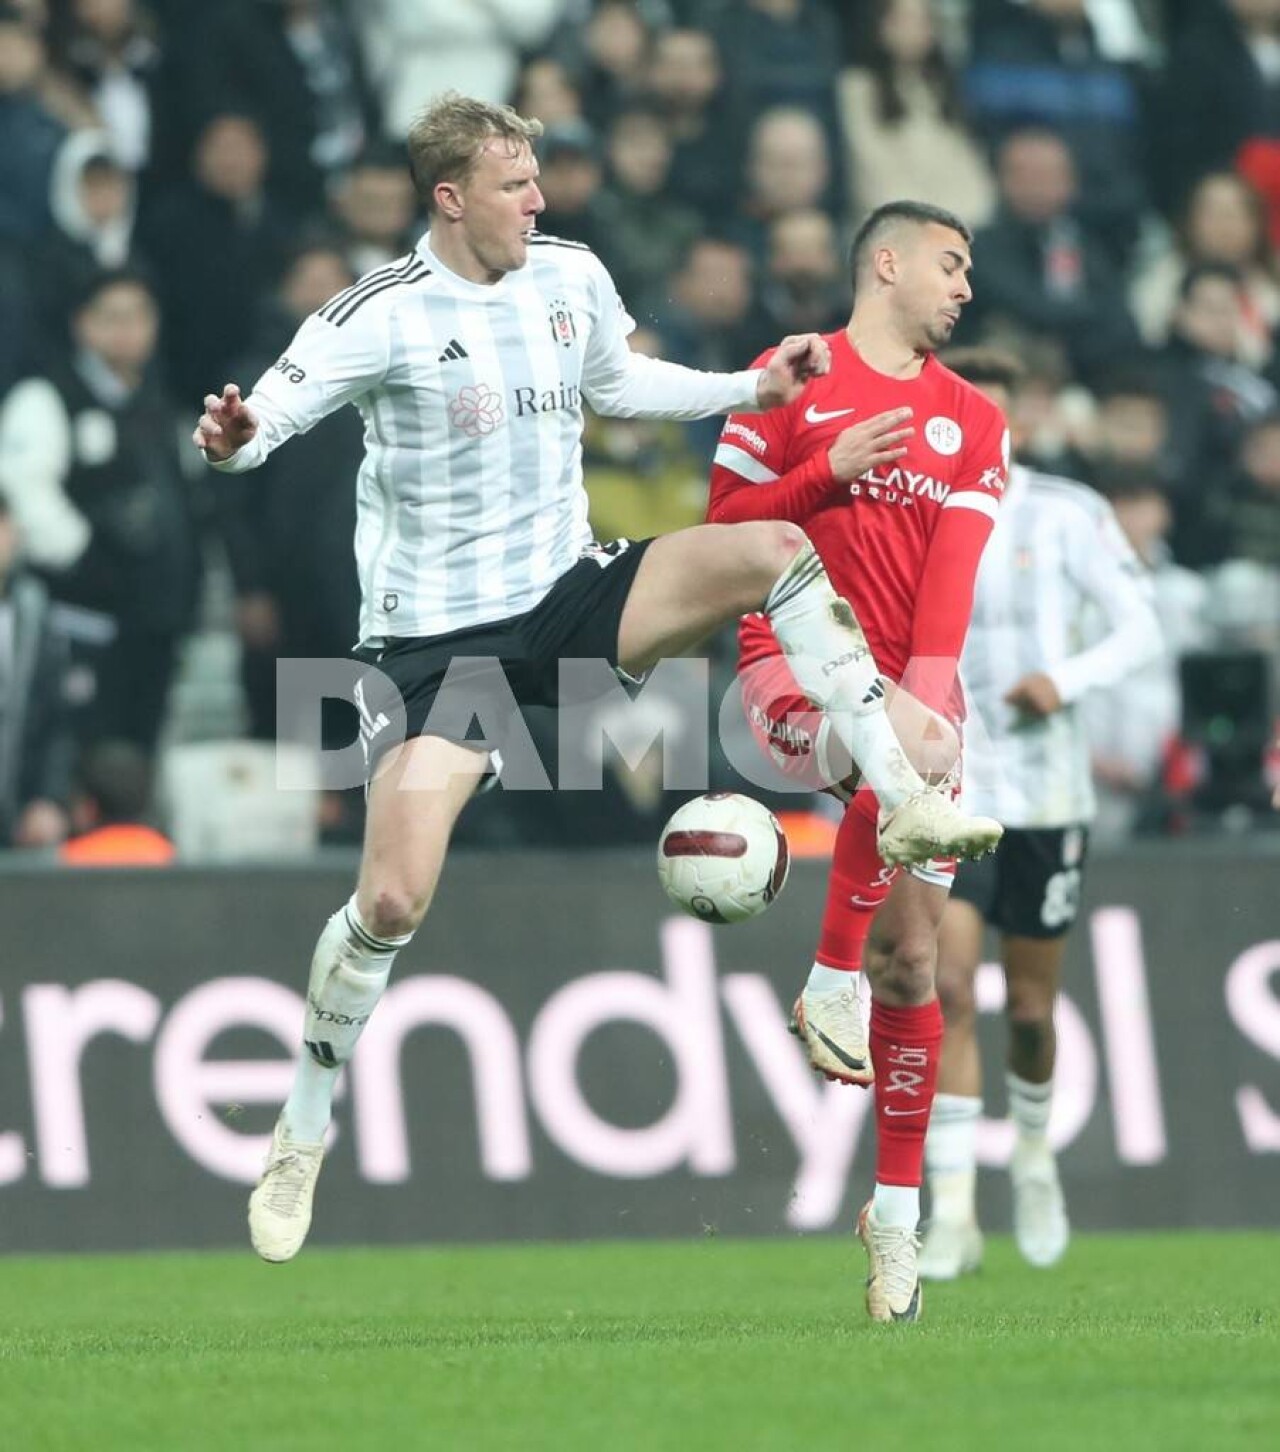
[707,201,1010,1321]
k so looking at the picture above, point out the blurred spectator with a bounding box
[583,325,710,542]
[744,208,847,357]
[164,0,374,214]
[0,2,76,245]
[991,332,1094,476]
[140,111,290,408]
[48,0,162,173]
[592,104,702,310]
[58,738,174,864]
[355,0,565,139]
[1082,469,1206,841]
[730,106,833,266]
[841,0,995,227]
[966,0,1151,262]
[0,494,73,850]
[34,129,145,343]
[644,27,744,226]
[327,142,417,277]
[709,0,844,207]
[960,127,1141,385]
[0,269,200,750]
[1151,0,1280,216]
[213,238,361,750]
[1158,261,1278,556]
[533,117,608,253]
[556,0,652,128]
[512,55,584,128]
[654,234,758,458]
[0,240,29,399]
[1131,170,1280,368]
[1084,361,1176,489]
[1201,409,1280,565]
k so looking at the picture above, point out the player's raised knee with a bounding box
[727,519,812,585]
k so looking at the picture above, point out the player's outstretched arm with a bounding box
[192,384,258,462]
[755,334,831,409]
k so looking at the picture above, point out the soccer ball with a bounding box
[656,792,790,924]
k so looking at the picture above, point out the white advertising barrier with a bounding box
[0,845,1277,1251]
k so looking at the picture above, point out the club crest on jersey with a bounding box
[548,298,577,348]
[448,383,504,437]
[925,416,963,456]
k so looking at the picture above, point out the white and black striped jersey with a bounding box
[210,232,761,642]
[960,465,1164,827]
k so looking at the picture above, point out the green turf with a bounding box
[0,1234,1276,1452]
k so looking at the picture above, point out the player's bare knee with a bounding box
[867,933,936,1003]
[731,520,810,598]
[936,960,976,1028]
[1008,1014,1052,1064]
[362,886,428,940]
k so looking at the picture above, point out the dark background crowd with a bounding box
[1,0,1278,861]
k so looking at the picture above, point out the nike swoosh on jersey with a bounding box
[882,1106,929,1117]
[804,404,856,424]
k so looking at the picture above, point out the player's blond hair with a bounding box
[406,92,543,212]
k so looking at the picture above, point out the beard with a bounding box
[921,315,957,351]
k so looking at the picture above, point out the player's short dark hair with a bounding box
[74,741,156,824]
[941,346,1024,393]
[849,201,972,288]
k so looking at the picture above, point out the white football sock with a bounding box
[872,1182,921,1231]
[282,896,412,1143]
[765,542,925,810]
[1007,1071,1053,1150]
[805,961,859,994]
[925,1093,982,1224]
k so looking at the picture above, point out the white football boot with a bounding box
[248,1120,325,1264]
[788,977,873,1086]
[878,788,1003,868]
[918,1217,985,1281]
[858,1202,923,1323]
[1011,1143,1070,1268]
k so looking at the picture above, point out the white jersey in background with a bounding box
[960,464,1164,827]
[210,232,761,643]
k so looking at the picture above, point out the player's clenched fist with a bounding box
[827,407,914,483]
[756,333,832,408]
[192,383,258,461]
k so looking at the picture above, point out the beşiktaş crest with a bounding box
[548,298,577,348]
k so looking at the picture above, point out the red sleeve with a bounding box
[705,350,838,524]
[903,396,1008,715]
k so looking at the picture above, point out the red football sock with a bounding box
[816,794,896,971]
[871,997,944,1186]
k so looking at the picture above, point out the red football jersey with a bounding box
[709,330,1008,720]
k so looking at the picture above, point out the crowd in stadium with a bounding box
[1,0,1278,857]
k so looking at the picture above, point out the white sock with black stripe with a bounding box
[765,541,926,810]
[282,897,413,1143]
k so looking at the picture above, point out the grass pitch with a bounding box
[1,1234,1276,1451]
